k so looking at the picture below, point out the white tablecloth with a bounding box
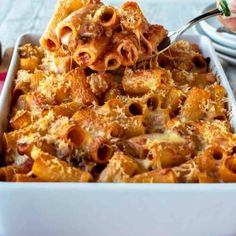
[0,0,235,93]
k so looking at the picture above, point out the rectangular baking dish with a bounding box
[0,34,236,236]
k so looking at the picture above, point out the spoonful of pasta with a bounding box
[157,0,232,54]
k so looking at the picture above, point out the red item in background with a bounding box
[0,72,7,94]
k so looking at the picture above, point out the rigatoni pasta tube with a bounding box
[181,87,211,121]
[93,5,120,28]
[13,85,29,101]
[219,156,236,182]
[191,54,208,72]
[10,102,80,131]
[128,132,196,169]
[63,124,89,148]
[86,137,114,164]
[197,172,218,183]
[15,174,43,182]
[19,57,39,72]
[120,2,149,47]
[98,98,124,117]
[123,135,150,159]
[199,146,226,175]
[150,134,197,169]
[4,113,57,156]
[172,159,200,183]
[17,142,34,157]
[50,56,72,74]
[0,165,31,182]
[90,51,122,71]
[171,70,216,88]
[104,51,122,71]
[40,0,85,51]
[104,122,124,138]
[125,132,196,166]
[3,132,20,155]
[143,108,170,133]
[122,115,145,139]
[89,59,106,71]
[145,24,168,52]
[144,93,161,112]
[73,36,109,67]
[56,4,102,50]
[72,107,123,138]
[72,108,101,129]
[162,87,185,116]
[195,120,234,153]
[207,85,227,121]
[149,24,168,45]
[120,1,143,30]
[87,72,113,96]
[72,108,112,138]
[140,27,168,60]
[52,102,82,117]
[122,68,170,95]
[17,138,56,157]
[0,166,16,181]
[14,94,33,111]
[116,35,139,66]
[124,100,144,117]
[68,68,97,105]
[10,111,31,130]
[31,148,92,182]
[98,151,139,182]
[130,169,177,183]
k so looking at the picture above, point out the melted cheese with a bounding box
[147,132,186,148]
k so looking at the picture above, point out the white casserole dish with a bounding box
[0,34,236,236]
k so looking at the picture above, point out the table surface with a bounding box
[0,0,235,94]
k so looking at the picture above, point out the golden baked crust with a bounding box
[1,1,236,183]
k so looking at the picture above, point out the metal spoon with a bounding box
[157,0,232,54]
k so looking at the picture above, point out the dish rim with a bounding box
[193,24,236,64]
[216,52,236,66]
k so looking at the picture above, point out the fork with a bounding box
[157,0,232,54]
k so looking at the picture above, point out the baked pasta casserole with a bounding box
[1,0,236,183]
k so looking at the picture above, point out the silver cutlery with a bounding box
[157,0,232,53]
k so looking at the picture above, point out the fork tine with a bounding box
[157,36,171,53]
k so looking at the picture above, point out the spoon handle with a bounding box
[177,8,222,36]
[158,0,232,54]
[219,0,231,17]
[158,8,222,54]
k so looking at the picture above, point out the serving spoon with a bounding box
[157,0,232,54]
